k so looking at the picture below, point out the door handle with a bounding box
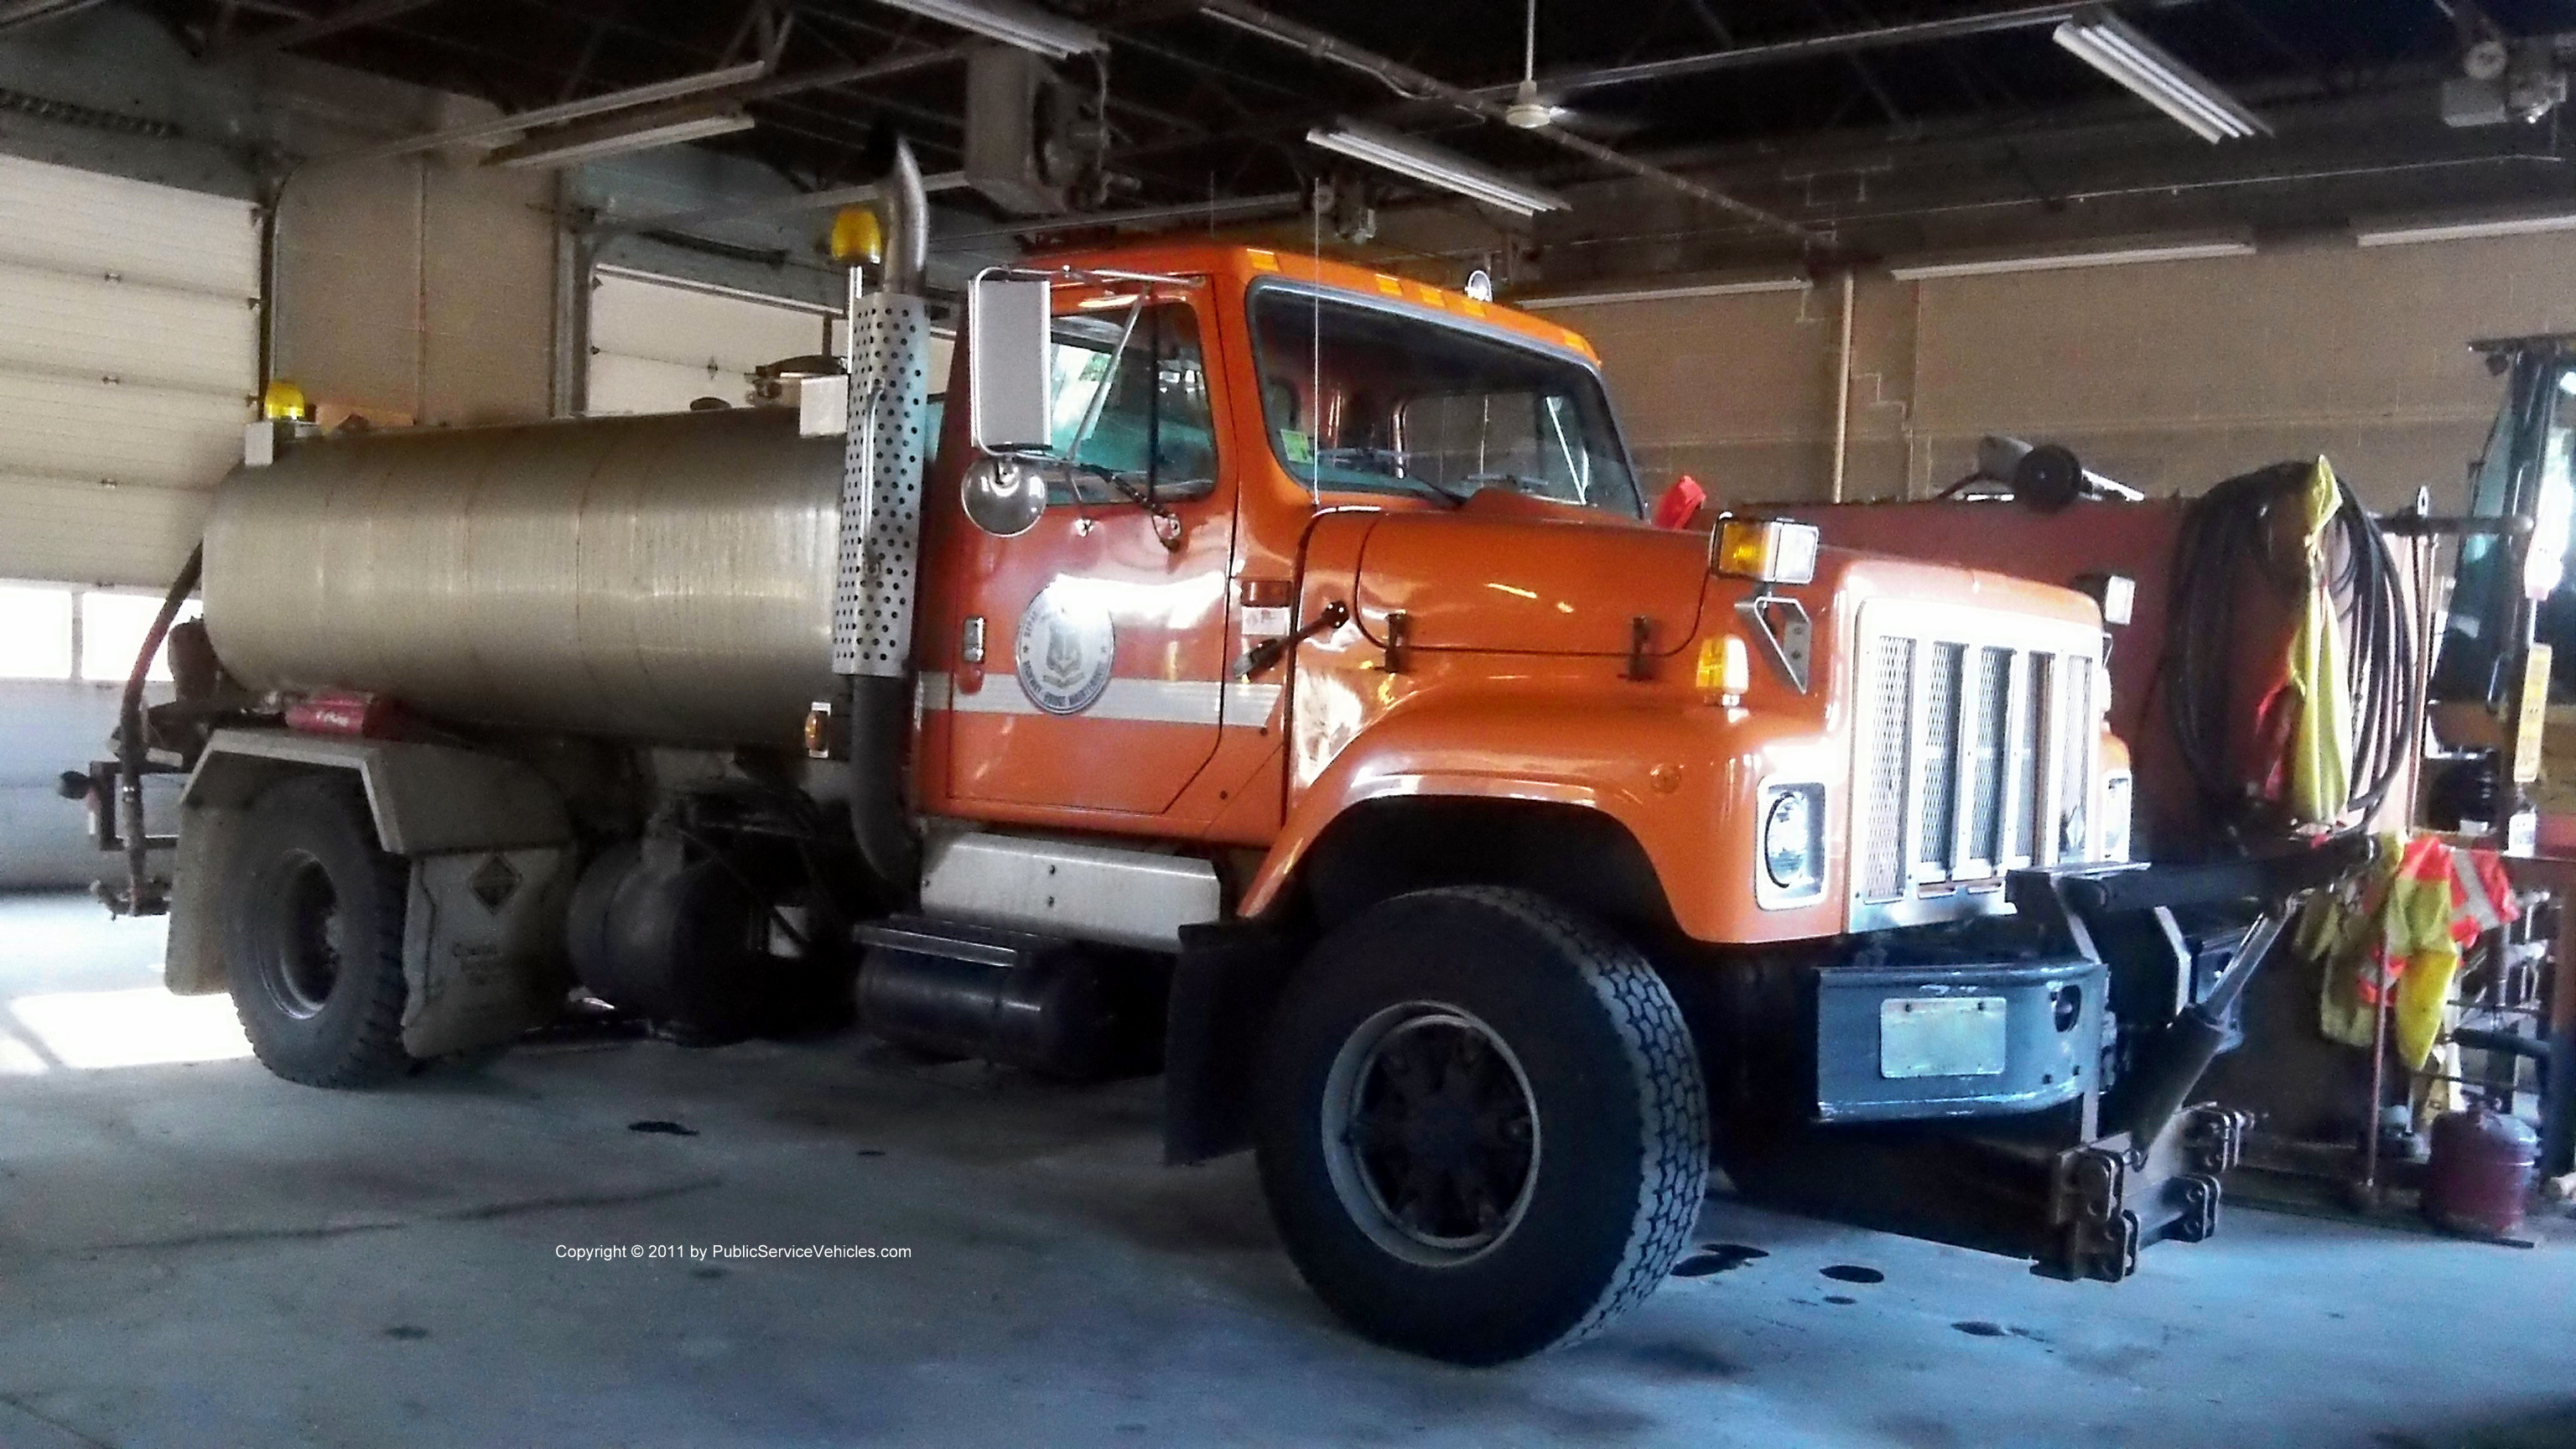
[1237,600,1348,678]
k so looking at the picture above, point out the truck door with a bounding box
[941,296,1236,817]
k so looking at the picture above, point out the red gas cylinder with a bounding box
[2423,1105,2541,1238]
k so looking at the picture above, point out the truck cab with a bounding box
[917,242,2128,948]
[103,163,2335,1365]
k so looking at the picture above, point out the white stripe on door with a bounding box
[918,672,1280,728]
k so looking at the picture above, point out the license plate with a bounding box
[1879,996,2008,1079]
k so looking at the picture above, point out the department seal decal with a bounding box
[1015,580,1116,715]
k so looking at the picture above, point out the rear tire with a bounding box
[224,773,413,1088]
[1253,886,1708,1364]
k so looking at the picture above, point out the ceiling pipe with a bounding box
[0,0,109,34]
[211,0,442,59]
[703,44,973,109]
[934,190,1306,244]
[1830,270,1854,504]
[584,171,974,237]
[1194,0,1819,247]
[1463,2,2095,102]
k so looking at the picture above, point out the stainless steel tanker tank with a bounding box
[203,408,844,748]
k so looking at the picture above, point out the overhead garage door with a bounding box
[0,153,259,589]
[586,267,835,416]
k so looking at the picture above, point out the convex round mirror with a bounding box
[963,454,1049,538]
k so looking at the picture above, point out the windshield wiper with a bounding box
[1064,460,1187,547]
[1460,471,1555,500]
[1306,445,1464,507]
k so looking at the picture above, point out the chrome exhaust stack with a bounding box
[836,138,935,896]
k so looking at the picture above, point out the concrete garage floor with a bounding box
[3,892,2572,1449]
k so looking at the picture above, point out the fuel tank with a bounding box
[2423,1104,2539,1239]
[204,408,843,747]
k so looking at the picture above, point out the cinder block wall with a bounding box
[1556,233,2576,514]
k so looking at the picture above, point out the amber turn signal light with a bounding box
[803,700,848,760]
[1695,635,1751,705]
[1713,518,1820,587]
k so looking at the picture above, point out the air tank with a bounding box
[203,408,844,747]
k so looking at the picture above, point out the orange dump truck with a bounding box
[81,146,2340,1364]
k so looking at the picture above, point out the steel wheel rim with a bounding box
[1320,1001,1542,1267]
[264,852,344,1021]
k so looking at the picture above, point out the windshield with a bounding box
[1248,287,1641,517]
[2443,355,2576,703]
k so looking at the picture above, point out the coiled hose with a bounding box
[2162,461,2414,834]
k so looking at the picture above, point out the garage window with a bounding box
[0,584,73,679]
[80,591,202,684]
[0,583,201,682]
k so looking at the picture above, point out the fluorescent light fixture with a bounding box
[345,60,771,164]
[1516,275,1811,308]
[1306,120,1568,217]
[490,107,756,169]
[1888,236,2253,281]
[867,0,1103,59]
[2356,210,2576,247]
[2051,8,2268,143]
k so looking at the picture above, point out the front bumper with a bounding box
[1727,846,2358,1284]
[1813,954,2104,1124]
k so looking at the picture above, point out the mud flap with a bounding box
[400,848,574,1058]
[1164,920,1297,1165]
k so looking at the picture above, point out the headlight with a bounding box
[2098,773,2133,863]
[1758,783,1825,905]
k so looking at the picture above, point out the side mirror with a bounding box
[967,274,1053,454]
[962,454,1048,538]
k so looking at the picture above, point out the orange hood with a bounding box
[1349,503,1710,657]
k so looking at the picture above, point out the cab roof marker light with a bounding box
[1306,120,1570,218]
[865,0,1104,58]
[2051,8,2269,143]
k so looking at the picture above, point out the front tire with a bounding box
[1253,887,1708,1364]
[224,773,413,1088]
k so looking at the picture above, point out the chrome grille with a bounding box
[1964,647,2009,871]
[1914,643,1964,876]
[2000,652,2034,864]
[1860,636,1915,901]
[2055,657,2096,861]
[2027,652,2054,864]
[1854,610,2102,928]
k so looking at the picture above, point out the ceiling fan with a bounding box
[1503,0,1642,137]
